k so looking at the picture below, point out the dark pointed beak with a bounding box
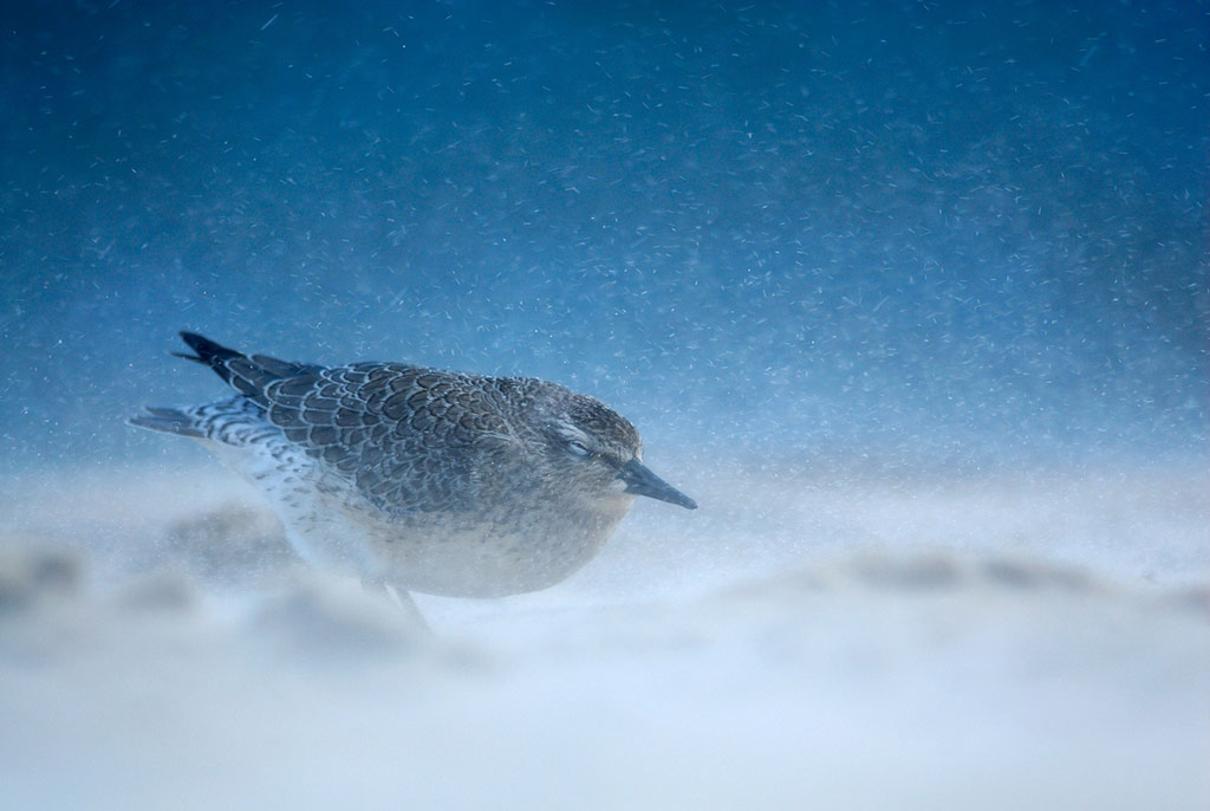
[617,459,698,510]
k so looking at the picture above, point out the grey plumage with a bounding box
[131,332,696,600]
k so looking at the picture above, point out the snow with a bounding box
[1,463,1207,810]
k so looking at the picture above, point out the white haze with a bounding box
[1,462,1207,810]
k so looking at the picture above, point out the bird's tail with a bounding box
[127,406,206,438]
[172,331,324,394]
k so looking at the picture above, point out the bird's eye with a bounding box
[567,440,592,458]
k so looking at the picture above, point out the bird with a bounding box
[130,332,697,608]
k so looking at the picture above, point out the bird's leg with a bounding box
[383,582,431,632]
[361,576,430,632]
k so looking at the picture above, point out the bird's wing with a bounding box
[261,362,517,513]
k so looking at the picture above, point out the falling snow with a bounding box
[1,2,1208,809]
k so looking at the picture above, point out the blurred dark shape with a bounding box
[250,579,433,662]
[978,558,1094,592]
[0,549,81,614]
[165,505,294,584]
[117,572,198,614]
[852,554,964,591]
[1164,586,1210,622]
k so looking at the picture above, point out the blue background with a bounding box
[2,0,1207,471]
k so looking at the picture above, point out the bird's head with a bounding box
[536,388,697,511]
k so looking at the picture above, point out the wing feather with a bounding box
[261,363,516,513]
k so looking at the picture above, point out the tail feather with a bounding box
[250,353,325,378]
[130,333,324,441]
[128,406,205,438]
[175,332,246,385]
[172,332,321,398]
[180,331,244,364]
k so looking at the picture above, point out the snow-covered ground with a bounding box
[1,462,1207,810]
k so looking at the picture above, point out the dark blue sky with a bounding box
[2,0,1207,470]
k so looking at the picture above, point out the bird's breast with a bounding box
[366,497,634,598]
